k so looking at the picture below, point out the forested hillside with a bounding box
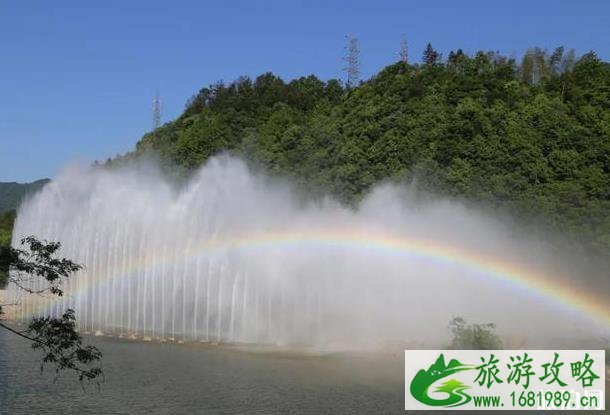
[120,46,609,256]
[0,179,50,213]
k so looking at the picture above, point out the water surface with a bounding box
[0,333,404,414]
[0,333,607,414]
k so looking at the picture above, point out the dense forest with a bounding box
[120,45,609,259]
[0,45,607,400]
[3,45,607,288]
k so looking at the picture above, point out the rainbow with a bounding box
[29,228,610,328]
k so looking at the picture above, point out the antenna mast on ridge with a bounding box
[399,34,408,64]
[152,90,161,130]
[343,35,360,88]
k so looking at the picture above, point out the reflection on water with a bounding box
[0,333,607,414]
[0,333,404,414]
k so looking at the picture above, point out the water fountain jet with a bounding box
[7,156,609,349]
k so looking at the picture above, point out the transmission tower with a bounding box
[399,35,408,64]
[152,90,161,130]
[343,35,360,88]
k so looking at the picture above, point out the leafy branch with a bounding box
[0,236,103,385]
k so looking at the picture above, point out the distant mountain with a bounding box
[0,179,50,213]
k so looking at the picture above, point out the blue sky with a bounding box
[1,0,609,182]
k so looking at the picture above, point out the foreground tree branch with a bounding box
[0,236,103,385]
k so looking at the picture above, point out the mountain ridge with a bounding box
[0,179,50,214]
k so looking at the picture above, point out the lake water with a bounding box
[0,332,607,414]
[0,332,406,414]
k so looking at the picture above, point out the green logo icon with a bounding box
[410,354,475,407]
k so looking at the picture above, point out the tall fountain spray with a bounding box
[6,157,608,348]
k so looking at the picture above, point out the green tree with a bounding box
[0,210,17,287]
[0,236,103,383]
[423,42,440,65]
[446,317,503,350]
